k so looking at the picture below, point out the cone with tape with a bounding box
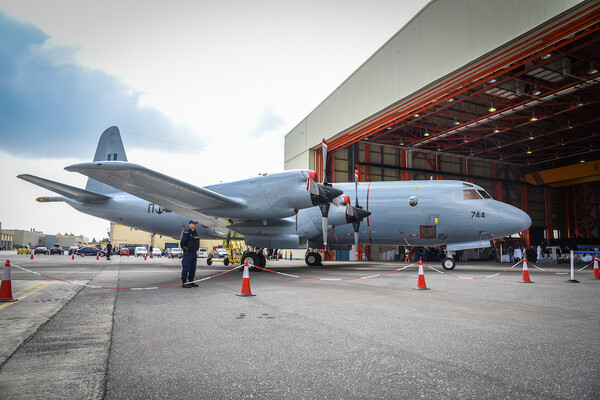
[30,252,33,260]
[593,257,599,279]
[71,254,75,260]
[96,252,99,260]
[236,260,255,296]
[414,260,430,290]
[520,258,534,283]
[0,260,18,302]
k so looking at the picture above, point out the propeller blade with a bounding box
[318,203,330,251]
[322,139,328,185]
[354,168,359,207]
[354,230,359,260]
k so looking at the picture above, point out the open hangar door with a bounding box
[313,4,600,259]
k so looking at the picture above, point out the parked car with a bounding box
[50,245,64,255]
[68,246,79,255]
[119,248,130,256]
[210,248,228,258]
[197,248,208,258]
[17,245,31,255]
[77,247,106,257]
[134,247,148,257]
[34,247,50,255]
[152,248,162,257]
[167,248,183,258]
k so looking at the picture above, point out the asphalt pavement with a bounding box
[0,251,599,399]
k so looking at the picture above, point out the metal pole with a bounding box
[566,250,579,283]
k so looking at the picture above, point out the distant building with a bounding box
[0,229,88,249]
[1,231,14,250]
[2,229,43,248]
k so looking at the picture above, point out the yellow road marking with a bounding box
[13,281,47,295]
[0,281,55,311]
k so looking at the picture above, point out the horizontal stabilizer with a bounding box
[17,174,110,203]
[65,162,246,214]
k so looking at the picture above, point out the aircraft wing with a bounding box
[65,162,246,215]
[17,174,110,202]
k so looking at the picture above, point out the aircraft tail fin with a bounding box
[17,174,110,203]
[85,126,128,194]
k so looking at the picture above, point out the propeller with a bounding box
[307,139,343,251]
[345,168,370,260]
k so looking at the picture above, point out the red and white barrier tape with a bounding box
[252,263,417,281]
[424,261,522,279]
[10,263,242,290]
[528,260,595,275]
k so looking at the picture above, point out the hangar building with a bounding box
[284,0,600,260]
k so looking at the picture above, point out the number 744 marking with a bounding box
[471,211,485,218]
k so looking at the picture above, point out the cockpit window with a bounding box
[478,190,492,199]
[463,189,483,200]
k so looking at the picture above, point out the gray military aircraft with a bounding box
[18,126,531,270]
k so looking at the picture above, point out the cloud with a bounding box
[0,8,194,159]
[248,107,285,138]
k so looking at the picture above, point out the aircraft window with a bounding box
[107,154,111,161]
[478,190,492,199]
[408,196,419,207]
[463,189,482,200]
[462,183,474,188]
[113,153,118,160]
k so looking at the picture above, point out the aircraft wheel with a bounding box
[258,253,266,269]
[223,258,229,266]
[206,258,212,266]
[441,257,456,270]
[241,252,260,269]
[305,252,320,267]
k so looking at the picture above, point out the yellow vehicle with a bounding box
[17,245,31,255]
[205,241,244,266]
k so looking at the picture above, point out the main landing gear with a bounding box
[241,250,266,270]
[305,251,323,267]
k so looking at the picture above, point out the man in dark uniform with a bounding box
[106,242,112,260]
[180,220,200,288]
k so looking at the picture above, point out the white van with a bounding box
[197,248,208,258]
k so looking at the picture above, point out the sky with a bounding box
[0,0,430,241]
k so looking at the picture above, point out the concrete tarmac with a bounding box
[0,251,599,399]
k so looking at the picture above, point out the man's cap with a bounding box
[189,220,198,224]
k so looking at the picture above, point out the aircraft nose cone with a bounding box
[503,204,532,233]
[491,201,532,237]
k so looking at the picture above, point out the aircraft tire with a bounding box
[241,252,260,270]
[258,253,266,269]
[441,257,456,270]
[305,252,320,267]
[206,258,212,266]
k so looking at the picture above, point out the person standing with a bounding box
[106,242,112,260]
[180,220,200,288]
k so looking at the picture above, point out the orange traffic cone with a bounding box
[96,253,99,260]
[30,252,33,259]
[0,260,18,302]
[593,257,600,279]
[236,260,255,296]
[414,260,430,290]
[71,254,75,260]
[520,258,534,283]
[144,255,147,261]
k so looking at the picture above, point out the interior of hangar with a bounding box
[284,0,600,259]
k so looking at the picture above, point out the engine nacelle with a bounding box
[205,170,331,219]
[244,234,300,249]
